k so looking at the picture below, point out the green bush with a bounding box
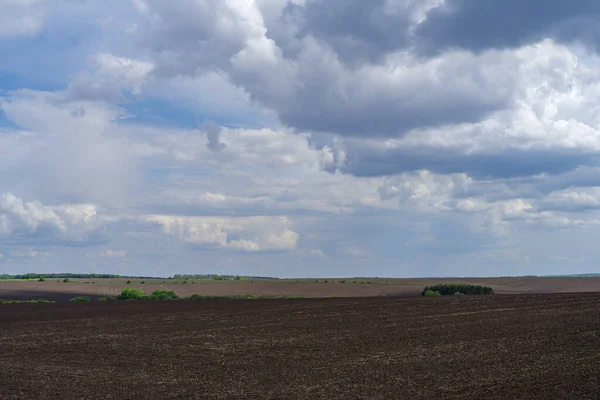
[149,290,179,300]
[63,278,70,283]
[69,296,91,303]
[38,276,46,282]
[421,284,494,296]
[126,280,132,284]
[118,287,146,300]
[423,290,441,297]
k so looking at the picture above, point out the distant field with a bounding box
[1,293,599,399]
[1,276,600,302]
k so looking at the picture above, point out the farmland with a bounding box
[1,293,599,399]
[2,276,600,302]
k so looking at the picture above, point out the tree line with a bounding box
[0,273,161,280]
[1,273,279,280]
[172,274,278,280]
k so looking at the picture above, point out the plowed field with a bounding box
[1,293,599,399]
[3,276,600,302]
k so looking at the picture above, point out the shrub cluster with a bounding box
[100,288,180,302]
[0,299,54,304]
[69,296,92,303]
[421,284,494,296]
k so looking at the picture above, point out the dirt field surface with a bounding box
[2,276,600,301]
[1,293,599,399]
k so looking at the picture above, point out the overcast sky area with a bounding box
[2,0,600,277]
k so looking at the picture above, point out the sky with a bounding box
[2,0,600,278]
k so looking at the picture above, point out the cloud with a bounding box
[0,90,138,205]
[0,0,48,38]
[146,215,298,252]
[64,53,154,103]
[378,170,471,211]
[202,120,226,151]
[99,249,127,258]
[283,0,413,64]
[0,192,101,242]
[416,0,600,54]
[337,41,600,179]
[149,124,335,169]
[130,1,518,137]
[544,187,600,212]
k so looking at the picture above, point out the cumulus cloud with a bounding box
[64,53,154,102]
[0,90,137,205]
[416,0,600,54]
[544,187,600,212]
[151,124,335,170]
[339,41,600,179]
[130,0,518,137]
[5,0,600,276]
[378,170,471,211]
[0,193,101,242]
[147,215,298,252]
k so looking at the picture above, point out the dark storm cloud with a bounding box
[340,144,600,180]
[416,0,600,54]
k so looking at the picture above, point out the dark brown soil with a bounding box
[2,276,600,302]
[1,293,599,399]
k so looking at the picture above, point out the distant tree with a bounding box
[38,276,46,282]
[63,278,70,283]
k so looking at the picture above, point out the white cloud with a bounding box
[147,215,298,252]
[379,171,471,211]
[0,90,137,205]
[545,187,600,211]
[64,53,155,102]
[0,193,99,241]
